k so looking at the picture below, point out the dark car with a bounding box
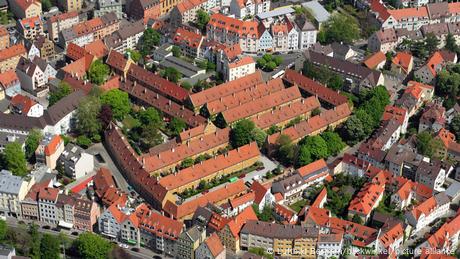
[42,225,51,229]
[239,174,246,179]
[131,247,140,252]
[71,231,79,236]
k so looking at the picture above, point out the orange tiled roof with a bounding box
[379,223,404,249]
[226,206,258,238]
[139,211,183,240]
[388,6,428,20]
[44,135,63,156]
[0,70,18,89]
[48,11,78,23]
[392,52,413,73]
[329,217,377,240]
[61,54,94,78]
[38,187,59,201]
[205,233,225,257]
[437,128,460,154]
[94,167,116,198]
[410,196,439,220]
[176,0,207,13]
[425,51,446,77]
[163,180,247,219]
[20,16,41,29]
[251,181,269,205]
[311,187,327,208]
[348,182,385,216]
[382,105,407,126]
[228,56,255,69]
[364,51,386,69]
[427,213,460,249]
[0,26,7,37]
[10,94,37,114]
[173,28,203,49]
[66,43,87,61]
[297,159,328,178]
[189,71,264,108]
[223,44,242,60]
[222,86,302,124]
[230,191,255,209]
[84,39,108,59]
[404,80,433,99]
[0,44,26,62]
[208,13,259,38]
[100,75,120,91]
[274,203,296,223]
[158,142,260,190]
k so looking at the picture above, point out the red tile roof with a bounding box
[274,203,296,223]
[139,211,183,240]
[228,56,255,69]
[364,51,386,69]
[427,213,460,249]
[66,43,87,61]
[284,69,348,106]
[61,54,94,78]
[44,135,63,156]
[311,187,327,208]
[48,11,79,23]
[100,75,121,91]
[226,206,258,238]
[173,28,203,49]
[14,0,40,12]
[348,182,385,216]
[19,16,42,29]
[189,71,264,108]
[392,52,413,73]
[250,181,269,205]
[84,39,108,59]
[10,94,37,114]
[230,191,255,209]
[0,44,26,62]
[297,159,328,178]
[382,105,407,126]
[205,233,225,257]
[158,142,260,190]
[38,187,59,201]
[0,70,18,89]
[379,223,404,250]
[208,13,259,38]
[94,167,116,198]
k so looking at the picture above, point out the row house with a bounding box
[104,20,144,53]
[26,35,56,60]
[229,0,270,19]
[172,28,205,59]
[35,134,65,170]
[195,233,226,259]
[17,16,43,41]
[16,56,57,96]
[176,225,206,259]
[414,50,457,84]
[385,144,425,179]
[170,0,218,27]
[419,102,446,133]
[0,170,32,217]
[94,0,123,19]
[59,0,83,12]
[415,159,451,192]
[406,192,451,233]
[368,27,422,53]
[316,233,343,259]
[47,11,79,42]
[0,44,27,73]
[128,0,161,24]
[240,220,319,258]
[436,128,460,162]
[375,222,404,257]
[305,49,384,93]
[99,201,132,239]
[218,206,258,252]
[390,176,433,210]
[59,12,120,48]
[10,0,41,19]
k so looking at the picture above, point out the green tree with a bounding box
[299,135,329,162]
[321,131,346,156]
[139,107,162,126]
[416,131,442,158]
[49,81,72,106]
[252,127,267,147]
[100,89,131,121]
[230,119,256,148]
[139,123,163,151]
[273,56,283,66]
[161,67,182,83]
[40,234,60,259]
[25,129,42,161]
[180,157,194,169]
[75,232,113,259]
[327,74,343,90]
[167,117,187,136]
[42,0,52,11]
[196,9,210,30]
[126,49,142,63]
[352,214,363,224]
[76,96,102,138]
[436,69,460,97]
[265,61,277,71]
[296,145,312,167]
[256,58,267,68]
[276,134,296,166]
[76,135,92,148]
[88,59,109,85]
[4,142,27,177]
[341,115,366,145]
[140,28,161,56]
[181,81,192,90]
[450,115,460,140]
[410,40,428,59]
[320,13,360,44]
[445,33,458,53]
[29,223,40,259]
[171,46,181,57]
[425,33,440,55]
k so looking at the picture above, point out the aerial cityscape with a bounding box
[0,0,459,257]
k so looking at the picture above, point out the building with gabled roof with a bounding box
[9,94,43,117]
[368,28,398,53]
[47,11,79,42]
[415,50,457,84]
[170,0,217,27]
[419,102,446,133]
[0,44,27,73]
[417,213,460,254]
[10,0,41,19]
[229,0,270,18]
[34,134,64,170]
[196,232,226,259]
[348,182,385,223]
[93,167,116,200]
[127,0,161,23]
[103,20,144,54]
[395,80,434,117]
[406,192,451,232]
[391,52,414,75]
[436,128,460,161]
[176,225,206,259]
[218,206,257,252]
[364,51,386,70]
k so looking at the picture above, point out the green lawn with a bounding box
[289,199,308,213]
[122,115,140,129]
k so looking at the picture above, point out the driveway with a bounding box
[243,155,279,183]
[87,143,130,193]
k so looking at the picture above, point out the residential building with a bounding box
[364,51,386,70]
[176,225,206,259]
[218,206,258,252]
[47,11,79,42]
[104,20,144,53]
[395,80,434,117]
[376,222,404,257]
[348,182,385,223]
[58,143,94,179]
[58,0,83,12]
[419,102,446,133]
[415,160,451,192]
[26,35,56,60]
[93,167,116,201]
[271,173,305,205]
[224,56,256,82]
[294,16,317,50]
[0,26,9,50]
[10,0,41,19]
[120,204,150,246]
[368,28,398,53]
[94,0,123,19]
[0,44,27,73]
[73,197,99,231]
[257,24,273,52]
[382,105,409,134]
[385,144,424,179]
[240,221,319,258]
[0,70,20,98]
[35,134,65,170]
[9,94,43,117]
[251,181,273,212]
[0,170,31,217]
[316,233,343,259]
[414,50,457,84]
[229,0,270,18]
[304,50,384,93]
[128,0,161,24]
[98,201,130,239]
[170,0,217,27]
[391,52,414,74]
[38,187,60,224]
[195,233,226,259]
[417,213,460,254]
[301,0,330,28]
[17,16,43,41]
[172,28,204,59]
[406,193,451,233]
[437,128,460,161]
